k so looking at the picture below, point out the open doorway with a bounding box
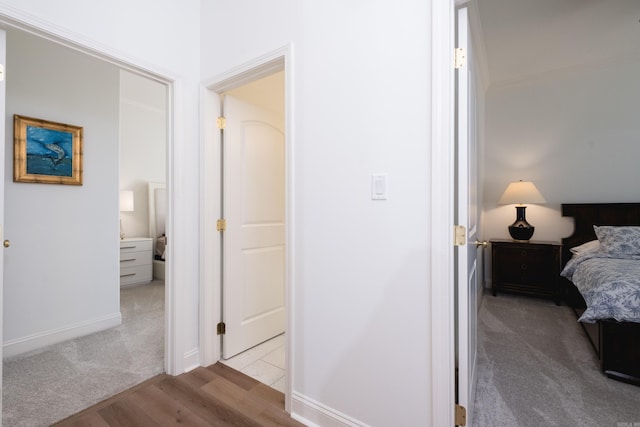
[1,27,169,426]
[217,71,286,391]
[200,51,292,403]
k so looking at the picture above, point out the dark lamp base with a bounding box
[508,205,535,241]
[508,224,535,241]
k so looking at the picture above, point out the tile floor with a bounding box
[219,334,286,393]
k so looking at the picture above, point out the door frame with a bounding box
[0,10,179,375]
[200,44,294,411]
[0,27,5,419]
[431,0,456,425]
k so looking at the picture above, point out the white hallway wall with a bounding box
[202,1,433,425]
[2,2,447,424]
[483,58,640,255]
[3,29,120,355]
[0,0,201,373]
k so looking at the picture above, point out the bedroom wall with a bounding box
[483,58,640,256]
[202,1,433,425]
[3,29,121,355]
[119,70,167,240]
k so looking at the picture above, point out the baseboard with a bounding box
[183,348,200,373]
[3,312,122,358]
[291,392,370,427]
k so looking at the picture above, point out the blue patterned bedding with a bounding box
[561,253,640,323]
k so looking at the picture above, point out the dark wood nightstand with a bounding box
[491,240,562,305]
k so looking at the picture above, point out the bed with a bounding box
[560,203,640,385]
[148,182,166,280]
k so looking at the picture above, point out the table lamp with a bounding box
[119,190,134,239]
[498,180,546,241]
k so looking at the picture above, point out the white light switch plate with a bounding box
[371,173,388,200]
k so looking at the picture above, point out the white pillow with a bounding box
[570,239,600,255]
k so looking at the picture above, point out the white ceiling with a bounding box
[475,0,640,86]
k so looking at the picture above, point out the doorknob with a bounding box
[474,240,487,248]
[3,240,10,248]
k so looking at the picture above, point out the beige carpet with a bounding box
[2,280,165,426]
[473,293,640,426]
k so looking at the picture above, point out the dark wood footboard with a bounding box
[600,320,640,385]
[561,203,640,386]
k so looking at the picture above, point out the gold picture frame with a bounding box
[14,115,83,185]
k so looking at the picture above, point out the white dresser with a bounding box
[119,237,153,286]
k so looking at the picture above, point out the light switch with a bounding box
[371,173,388,200]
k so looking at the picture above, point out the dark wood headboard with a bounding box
[561,203,640,267]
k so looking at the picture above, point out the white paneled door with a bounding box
[455,6,479,426]
[222,94,285,359]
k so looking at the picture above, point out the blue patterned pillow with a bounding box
[594,225,640,256]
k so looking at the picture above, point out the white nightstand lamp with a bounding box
[119,190,134,239]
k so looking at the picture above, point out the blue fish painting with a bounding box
[25,125,73,177]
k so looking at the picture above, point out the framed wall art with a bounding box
[13,115,84,185]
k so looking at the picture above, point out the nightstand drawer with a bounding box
[120,239,152,253]
[491,240,562,304]
[120,265,152,286]
[495,265,550,287]
[494,246,550,264]
[119,250,150,268]
[494,246,555,285]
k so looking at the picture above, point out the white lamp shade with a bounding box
[119,190,134,212]
[498,180,546,205]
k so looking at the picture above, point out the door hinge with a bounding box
[454,225,466,246]
[216,116,226,130]
[454,47,466,69]
[455,404,467,426]
[217,219,226,232]
[217,322,226,335]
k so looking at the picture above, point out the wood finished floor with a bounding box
[53,362,305,427]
